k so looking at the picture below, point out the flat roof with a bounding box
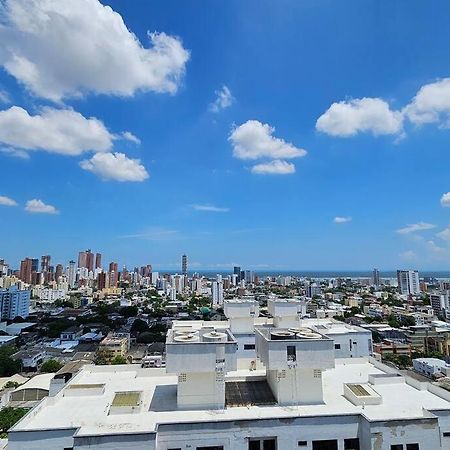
[11,358,450,437]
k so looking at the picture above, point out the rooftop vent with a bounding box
[109,391,142,415]
[344,383,382,406]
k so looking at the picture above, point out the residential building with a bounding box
[397,270,420,295]
[0,286,30,319]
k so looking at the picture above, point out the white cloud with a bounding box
[396,222,436,234]
[229,120,307,160]
[441,192,450,207]
[121,131,141,145]
[209,85,234,112]
[399,250,417,261]
[251,160,295,175]
[427,240,446,254]
[333,216,352,224]
[0,195,17,206]
[437,224,450,242]
[79,152,149,182]
[120,228,179,241]
[25,199,58,214]
[403,78,450,126]
[0,106,112,155]
[316,97,403,137]
[0,147,30,159]
[191,204,230,212]
[0,91,10,104]
[0,0,190,101]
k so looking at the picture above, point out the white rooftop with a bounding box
[11,358,450,436]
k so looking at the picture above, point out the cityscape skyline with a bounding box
[2,0,450,269]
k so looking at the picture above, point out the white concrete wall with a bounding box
[177,371,225,409]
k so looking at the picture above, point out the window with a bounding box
[444,432,450,437]
[249,438,277,450]
[287,345,296,362]
[298,442,307,447]
[334,343,341,350]
[313,440,338,450]
[197,447,224,450]
[244,344,256,350]
[390,446,403,450]
[406,445,419,450]
[344,439,360,450]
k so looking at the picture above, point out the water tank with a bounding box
[174,334,200,343]
[203,331,228,342]
[270,331,295,340]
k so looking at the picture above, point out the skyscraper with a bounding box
[372,268,380,288]
[233,266,241,282]
[109,262,118,286]
[182,254,188,276]
[67,260,77,288]
[78,249,94,272]
[397,270,420,295]
[41,255,51,273]
[19,258,33,284]
[55,264,63,282]
[95,252,102,269]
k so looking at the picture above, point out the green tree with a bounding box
[40,359,63,373]
[3,381,19,389]
[111,355,127,365]
[0,346,21,377]
[0,407,29,437]
[130,319,149,334]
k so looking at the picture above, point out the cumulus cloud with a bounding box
[79,152,149,182]
[403,78,450,126]
[0,0,190,101]
[440,192,450,207]
[316,98,403,137]
[333,216,352,224]
[230,120,307,160]
[0,195,17,206]
[25,199,58,214]
[396,222,436,234]
[0,106,112,155]
[121,131,141,145]
[209,85,234,112]
[191,204,230,212]
[251,160,295,175]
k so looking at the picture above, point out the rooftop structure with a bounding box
[9,357,450,449]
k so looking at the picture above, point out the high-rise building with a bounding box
[109,262,118,286]
[0,286,30,319]
[97,272,107,290]
[78,249,94,272]
[19,258,33,284]
[40,255,51,273]
[212,279,224,307]
[95,253,102,269]
[233,266,241,282]
[55,264,64,282]
[67,260,77,288]
[397,270,420,295]
[182,254,188,276]
[31,258,39,273]
[372,268,380,288]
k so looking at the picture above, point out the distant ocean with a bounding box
[156,270,450,279]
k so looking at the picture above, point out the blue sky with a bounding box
[1,0,450,271]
